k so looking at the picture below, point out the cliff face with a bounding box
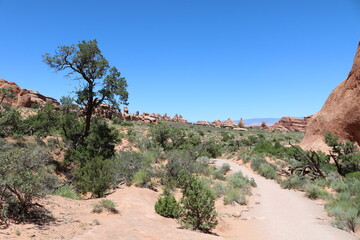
[300,42,360,150]
[0,79,60,107]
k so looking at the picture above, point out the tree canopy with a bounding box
[43,39,128,136]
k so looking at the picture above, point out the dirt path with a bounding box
[214,159,357,240]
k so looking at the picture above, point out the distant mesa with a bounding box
[0,78,60,107]
[300,41,360,151]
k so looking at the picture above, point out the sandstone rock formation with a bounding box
[238,118,246,128]
[222,118,237,129]
[271,116,309,132]
[300,42,360,150]
[211,120,222,128]
[195,121,211,126]
[0,79,59,107]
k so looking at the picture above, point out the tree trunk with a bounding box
[84,102,94,137]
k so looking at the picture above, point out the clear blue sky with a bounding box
[1,0,359,122]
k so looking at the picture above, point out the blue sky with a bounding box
[0,0,359,122]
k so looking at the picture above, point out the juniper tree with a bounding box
[43,39,128,137]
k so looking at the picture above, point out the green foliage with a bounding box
[305,184,329,200]
[212,181,228,198]
[178,174,218,232]
[325,132,360,176]
[65,118,118,166]
[53,186,82,200]
[100,199,118,213]
[43,39,128,137]
[325,192,360,232]
[0,87,15,105]
[21,102,60,137]
[115,151,153,184]
[132,169,152,187]
[197,138,222,158]
[223,188,247,205]
[112,118,134,126]
[155,188,180,218]
[279,175,306,190]
[258,164,278,180]
[74,156,117,198]
[0,147,55,215]
[0,107,22,137]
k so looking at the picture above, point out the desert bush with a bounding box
[20,102,60,136]
[197,138,222,158]
[250,155,267,172]
[178,173,218,232]
[155,188,180,218]
[305,184,329,200]
[74,156,117,198]
[112,118,134,126]
[212,181,228,198]
[0,147,55,216]
[0,107,22,137]
[258,164,278,180]
[53,186,82,200]
[279,175,306,190]
[100,199,118,213]
[325,193,360,232]
[223,188,248,205]
[161,150,209,186]
[115,151,153,184]
[92,199,118,214]
[132,169,152,187]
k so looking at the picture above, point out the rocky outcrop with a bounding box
[271,116,309,132]
[0,79,59,107]
[211,120,222,128]
[300,42,360,150]
[222,118,237,129]
[196,121,211,126]
[238,118,246,128]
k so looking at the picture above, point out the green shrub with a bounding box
[53,186,82,200]
[325,193,360,232]
[305,184,329,200]
[155,188,180,218]
[74,156,117,198]
[65,118,118,166]
[197,138,222,158]
[212,181,227,198]
[0,107,22,137]
[20,102,60,137]
[178,174,218,232]
[92,199,118,214]
[250,156,266,172]
[242,155,251,164]
[0,146,55,215]
[219,163,231,175]
[115,151,152,184]
[279,175,306,190]
[223,188,247,205]
[100,199,118,213]
[258,164,278,180]
[132,169,151,187]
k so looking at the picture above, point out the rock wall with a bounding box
[0,79,60,107]
[300,42,360,150]
[271,116,309,132]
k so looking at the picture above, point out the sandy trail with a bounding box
[214,159,357,240]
